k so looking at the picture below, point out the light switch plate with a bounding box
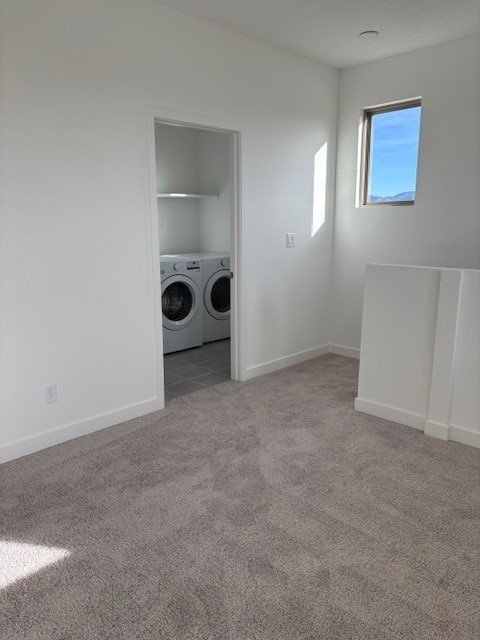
[45,383,57,404]
[286,233,296,248]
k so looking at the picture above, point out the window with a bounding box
[359,99,422,206]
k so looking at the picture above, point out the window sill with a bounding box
[359,200,415,208]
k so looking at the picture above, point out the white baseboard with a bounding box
[243,344,329,381]
[424,420,449,441]
[243,342,360,381]
[355,397,426,431]
[0,397,164,464]
[424,420,480,448]
[329,344,360,359]
[450,424,480,449]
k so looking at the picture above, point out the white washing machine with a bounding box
[160,256,203,354]
[172,253,231,343]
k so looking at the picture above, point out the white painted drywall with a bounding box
[197,130,230,253]
[425,269,463,432]
[155,123,202,254]
[331,35,480,352]
[449,271,480,444]
[357,264,480,448]
[157,199,202,254]
[155,123,200,194]
[0,0,338,460]
[155,124,231,254]
[356,264,440,427]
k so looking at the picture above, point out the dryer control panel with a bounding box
[202,257,230,269]
[160,261,187,276]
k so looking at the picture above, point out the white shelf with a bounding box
[156,193,219,199]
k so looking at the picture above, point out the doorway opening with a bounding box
[148,113,242,406]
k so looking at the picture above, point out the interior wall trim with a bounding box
[354,397,426,431]
[424,420,450,441]
[0,397,163,464]
[244,344,330,380]
[329,344,360,359]
[449,424,480,449]
[424,420,480,449]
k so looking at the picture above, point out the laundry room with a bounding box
[155,122,233,402]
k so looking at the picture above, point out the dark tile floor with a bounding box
[164,339,231,402]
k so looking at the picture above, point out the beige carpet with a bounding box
[1,354,479,639]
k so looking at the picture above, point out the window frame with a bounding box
[359,98,422,207]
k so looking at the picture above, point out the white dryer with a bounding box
[160,256,203,354]
[172,253,231,343]
[201,254,231,343]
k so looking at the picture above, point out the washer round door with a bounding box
[204,270,231,320]
[162,274,200,331]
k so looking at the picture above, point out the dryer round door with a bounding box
[204,270,230,320]
[162,274,200,331]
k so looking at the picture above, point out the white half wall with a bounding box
[356,264,480,448]
[448,271,480,446]
[356,264,440,426]
[331,35,480,353]
[0,0,338,461]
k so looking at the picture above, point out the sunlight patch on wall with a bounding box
[312,142,328,237]
[0,541,70,589]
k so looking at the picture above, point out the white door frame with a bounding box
[146,106,246,407]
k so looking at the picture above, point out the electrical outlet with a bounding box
[286,232,296,248]
[45,384,57,404]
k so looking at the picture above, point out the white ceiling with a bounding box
[151,0,480,68]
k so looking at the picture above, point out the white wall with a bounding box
[356,265,441,429]
[157,199,202,254]
[155,123,202,254]
[331,35,480,353]
[0,0,338,460]
[155,124,231,254]
[356,264,480,448]
[449,271,480,443]
[197,130,230,253]
[155,123,199,194]
[357,265,440,428]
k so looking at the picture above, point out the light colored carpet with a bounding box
[1,354,479,639]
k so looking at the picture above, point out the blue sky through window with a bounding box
[367,105,421,202]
